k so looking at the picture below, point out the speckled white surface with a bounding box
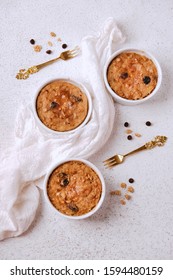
[0,0,173,260]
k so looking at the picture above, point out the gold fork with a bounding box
[16,46,80,80]
[104,136,167,168]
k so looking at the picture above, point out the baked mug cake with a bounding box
[44,159,105,219]
[35,79,92,133]
[104,48,162,105]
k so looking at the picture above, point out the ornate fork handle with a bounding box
[125,135,167,157]
[16,57,61,80]
[16,66,38,80]
[16,60,59,80]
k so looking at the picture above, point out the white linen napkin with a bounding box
[0,18,125,241]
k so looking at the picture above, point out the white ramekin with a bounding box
[44,158,106,220]
[103,48,162,105]
[33,78,92,135]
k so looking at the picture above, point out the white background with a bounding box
[0,0,173,259]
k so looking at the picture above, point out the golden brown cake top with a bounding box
[107,52,158,100]
[47,161,102,216]
[36,80,88,132]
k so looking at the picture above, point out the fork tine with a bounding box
[103,155,117,163]
[105,161,118,168]
[68,50,80,57]
[105,161,118,169]
[67,46,80,55]
[68,53,79,58]
[103,158,117,166]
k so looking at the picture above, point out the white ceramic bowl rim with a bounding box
[33,78,93,135]
[44,158,106,220]
[104,47,162,105]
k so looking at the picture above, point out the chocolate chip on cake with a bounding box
[67,203,79,212]
[143,76,151,84]
[60,178,69,187]
[120,72,128,79]
[50,101,58,108]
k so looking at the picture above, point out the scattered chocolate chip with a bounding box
[127,135,133,140]
[30,39,35,45]
[46,50,52,54]
[143,76,151,84]
[67,203,79,212]
[146,121,152,126]
[50,101,58,108]
[62,43,68,49]
[129,178,134,183]
[60,178,69,187]
[124,122,129,127]
[120,72,128,79]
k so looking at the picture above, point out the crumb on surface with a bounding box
[126,129,133,134]
[50,32,56,37]
[110,190,121,196]
[127,186,135,193]
[34,45,42,52]
[120,182,127,188]
[135,133,142,137]
[120,199,126,205]
[125,194,131,200]
[48,41,53,46]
